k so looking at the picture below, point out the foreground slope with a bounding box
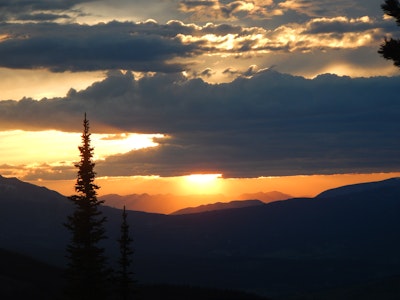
[0,248,63,300]
[0,248,270,300]
[1,176,400,298]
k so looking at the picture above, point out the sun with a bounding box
[186,173,222,183]
[180,173,223,195]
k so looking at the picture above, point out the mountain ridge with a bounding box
[170,199,265,215]
[99,191,291,214]
[1,175,400,298]
[316,177,400,198]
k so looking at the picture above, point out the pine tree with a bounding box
[379,0,400,67]
[64,113,110,300]
[117,205,136,300]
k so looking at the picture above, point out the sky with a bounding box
[0,0,400,199]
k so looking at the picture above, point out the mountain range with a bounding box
[1,175,400,299]
[98,191,291,214]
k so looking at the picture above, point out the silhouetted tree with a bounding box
[116,205,136,300]
[379,0,400,67]
[64,113,110,300]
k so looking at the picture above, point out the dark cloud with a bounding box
[1,70,400,178]
[0,0,91,10]
[221,65,274,79]
[0,20,271,74]
[180,0,215,9]
[21,163,76,181]
[0,0,95,21]
[17,12,72,22]
[199,68,214,77]
[223,67,239,76]
[0,21,197,72]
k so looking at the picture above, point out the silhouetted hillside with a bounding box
[0,248,270,300]
[0,248,63,300]
[316,177,400,198]
[171,199,265,215]
[2,175,400,298]
[0,175,72,265]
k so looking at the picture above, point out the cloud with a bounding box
[304,16,375,34]
[0,21,201,72]
[0,13,392,79]
[222,65,273,79]
[0,162,75,180]
[278,0,356,17]
[174,16,384,60]
[0,0,398,180]
[0,0,96,21]
[177,0,379,22]
[1,70,400,178]
[20,163,76,181]
[178,0,281,20]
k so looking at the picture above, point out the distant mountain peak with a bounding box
[0,174,69,205]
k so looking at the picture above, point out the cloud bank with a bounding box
[0,0,399,180]
[0,16,394,78]
[1,70,399,178]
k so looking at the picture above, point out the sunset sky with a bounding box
[0,0,400,199]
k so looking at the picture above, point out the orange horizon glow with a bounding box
[27,172,400,201]
[1,131,400,212]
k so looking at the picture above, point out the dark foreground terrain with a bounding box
[2,247,400,300]
[2,177,400,299]
[0,248,270,300]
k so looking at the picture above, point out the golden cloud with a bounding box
[176,16,382,55]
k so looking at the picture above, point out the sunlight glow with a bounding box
[186,173,222,184]
[180,173,223,195]
[27,173,400,206]
[0,68,105,100]
[92,132,163,160]
[0,130,164,177]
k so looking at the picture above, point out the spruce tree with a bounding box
[117,205,136,300]
[379,0,400,67]
[64,113,109,300]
